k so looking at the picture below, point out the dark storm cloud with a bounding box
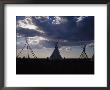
[16,16,25,21]
[16,28,41,37]
[32,16,94,41]
[16,16,94,46]
[76,16,94,41]
[31,16,74,40]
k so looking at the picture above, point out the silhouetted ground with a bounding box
[16,58,94,74]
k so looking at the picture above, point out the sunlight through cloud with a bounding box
[28,36,48,45]
[52,16,67,24]
[17,16,45,34]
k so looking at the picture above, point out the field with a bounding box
[16,58,94,74]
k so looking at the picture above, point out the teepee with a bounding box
[50,42,62,60]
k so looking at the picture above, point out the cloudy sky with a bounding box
[16,16,94,58]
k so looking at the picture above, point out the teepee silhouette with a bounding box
[16,37,37,59]
[79,44,88,59]
[50,42,62,60]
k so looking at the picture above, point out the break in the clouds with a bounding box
[16,16,94,48]
[17,16,45,35]
[76,16,88,22]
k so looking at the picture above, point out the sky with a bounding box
[16,16,94,58]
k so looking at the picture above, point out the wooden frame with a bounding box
[0,0,109,89]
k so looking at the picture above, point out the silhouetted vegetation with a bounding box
[16,58,94,74]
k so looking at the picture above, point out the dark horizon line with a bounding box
[16,57,93,59]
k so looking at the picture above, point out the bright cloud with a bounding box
[17,16,44,33]
[27,36,48,45]
[35,16,49,20]
[35,16,67,24]
[59,46,71,51]
[52,16,67,24]
[88,42,94,48]
[35,16,49,22]
[76,16,88,22]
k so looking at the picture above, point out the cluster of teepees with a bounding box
[16,37,94,60]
